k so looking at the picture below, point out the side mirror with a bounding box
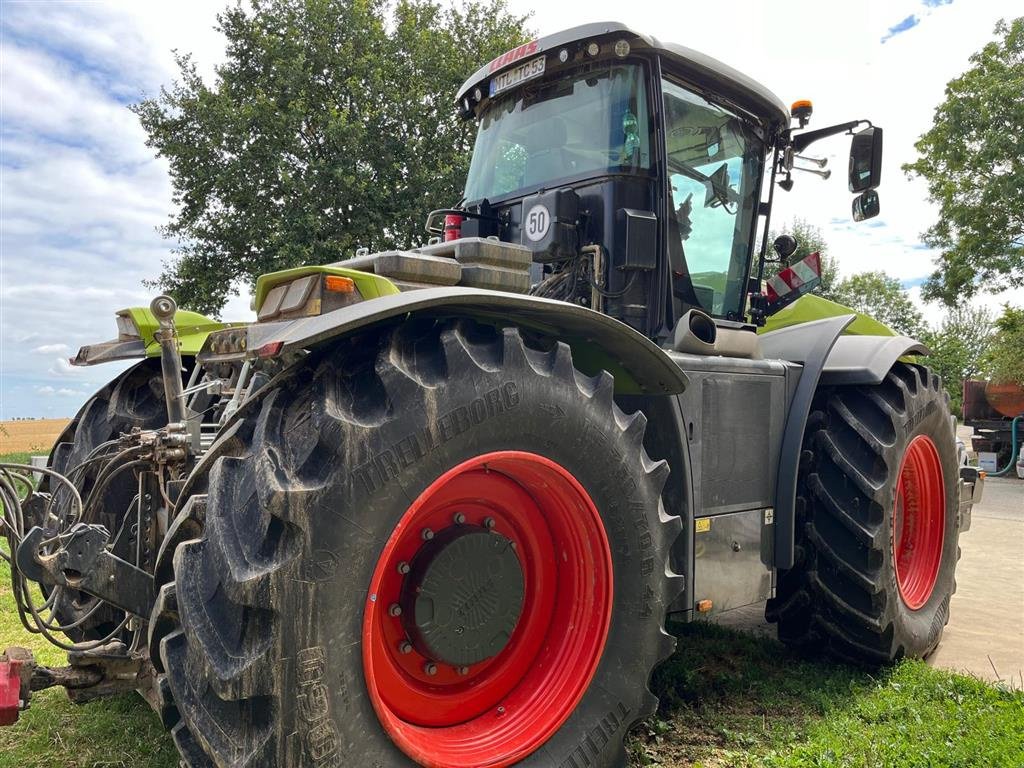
[852,189,880,221]
[849,126,882,192]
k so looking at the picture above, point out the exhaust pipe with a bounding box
[672,309,717,354]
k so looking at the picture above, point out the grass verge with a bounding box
[630,620,1024,767]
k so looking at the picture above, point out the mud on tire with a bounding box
[153,320,683,767]
[767,362,960,663]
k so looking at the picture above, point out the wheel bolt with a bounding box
[397,561,410,575]
[424,662,437,676]
[422,528,434,541]
[453,512,466,525]
[457,666,469,676]
[483,517,496,529]
[389,603,402,617]
[399,641,413,654]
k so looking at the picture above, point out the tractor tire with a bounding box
[767,362,960,663]
[44,358,168,641]
[155,320,682,768]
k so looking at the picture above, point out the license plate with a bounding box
[489,55,545,97]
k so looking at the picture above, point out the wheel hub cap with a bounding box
[401,528,524,666]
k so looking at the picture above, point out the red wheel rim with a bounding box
[362,451,613,768]
[893,435,946,610]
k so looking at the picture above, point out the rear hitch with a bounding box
[16,523,156,619]
[0,643,152,726]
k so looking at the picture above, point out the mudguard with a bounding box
[202,286,688,396]
[760,315,930,568]
[72,306,235,367]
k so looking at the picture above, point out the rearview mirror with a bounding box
[849,126,882,192]
[852,189,880,221]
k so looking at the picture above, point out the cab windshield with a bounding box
[664,79,764,318]
[464,63,651,202]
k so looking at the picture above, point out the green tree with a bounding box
[984,304,1024,385]
[133,0,531,315]
[920,305,994,415]
[767,217,840,300]
[902,18,1024,306]
[831,272,926,338]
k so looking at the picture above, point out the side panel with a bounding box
[664,352,799,614]
[693,508,774,615]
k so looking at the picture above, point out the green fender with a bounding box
[759,294,898,337]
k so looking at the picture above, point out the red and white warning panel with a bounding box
[765,251,822,309]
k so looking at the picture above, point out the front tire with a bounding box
[767,362,960,663]
[157,320,682,767]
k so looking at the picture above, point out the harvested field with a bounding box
[0,419,70,453]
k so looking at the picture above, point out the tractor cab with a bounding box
[446,23,881,340]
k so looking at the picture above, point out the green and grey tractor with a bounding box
[0,22,982,768]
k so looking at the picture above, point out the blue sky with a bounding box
[1,0,1021,420]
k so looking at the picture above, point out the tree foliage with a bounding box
[920,305,994,415]
[767,218,840,300]
[983,304,1024,385]
[902,18,1024,306]
[132,0,531,314]
[831,272,926,338]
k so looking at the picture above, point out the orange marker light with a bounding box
[325,275,356,293]
[696,599,713,613]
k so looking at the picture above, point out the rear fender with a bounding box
[760,316,929,569]
[202,287,688,396]
[72,306,236,367]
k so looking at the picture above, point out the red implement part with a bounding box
[0,659,23,726]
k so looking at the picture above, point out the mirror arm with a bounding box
[791,119,871,154]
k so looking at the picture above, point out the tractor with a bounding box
[0,22,983,768]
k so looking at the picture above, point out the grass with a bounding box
[1,453,1021,767]
[629,620,1024,767]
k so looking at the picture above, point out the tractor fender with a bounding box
[217,287,688,396]
[819,333,930,386]
[760,317,929,568]
[760,315,852,570]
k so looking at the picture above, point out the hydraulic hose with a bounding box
[990,415,1021,477]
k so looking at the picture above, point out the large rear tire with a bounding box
[767,362,960,663]
[155,320,682,767]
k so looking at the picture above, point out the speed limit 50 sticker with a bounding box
[524,204,550,242]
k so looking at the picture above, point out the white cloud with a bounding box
[35,385,84,397]
[47,357,86,377]
[30,344,70,355]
